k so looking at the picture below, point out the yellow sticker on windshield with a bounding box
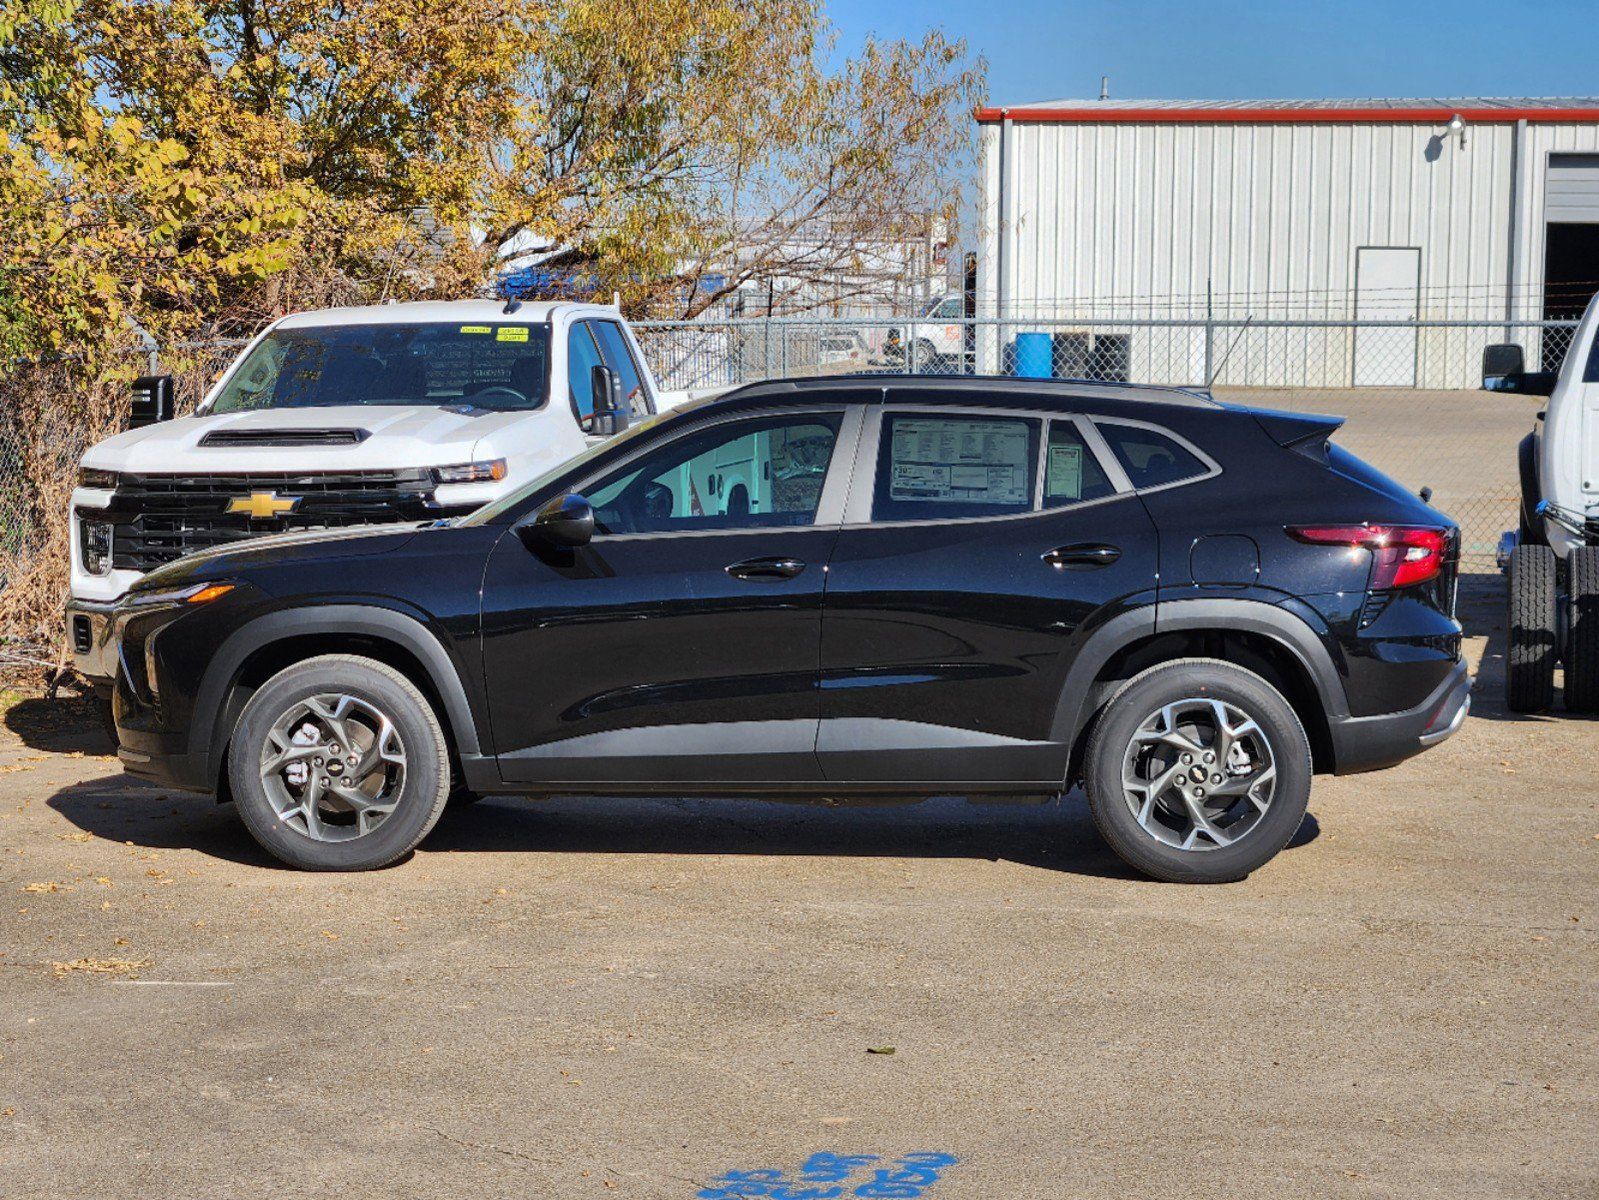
[459,325,491,335]
[496,326,529,343]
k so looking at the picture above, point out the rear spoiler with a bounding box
[1249,409,1345,454]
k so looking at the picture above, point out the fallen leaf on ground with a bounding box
[51,957,149,978]
[866,1046,896,1055]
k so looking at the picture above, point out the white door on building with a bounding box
[1353,247,1421,387]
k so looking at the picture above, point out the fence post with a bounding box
[1203,279,1214,386]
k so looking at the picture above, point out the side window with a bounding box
[591,322,652,417]
[587,413,843,535]
[933,298,963,319]
[1096,422,1210,489]
[872,412,1039,522]
[566,322,606,427]
[1043,421,1116,506]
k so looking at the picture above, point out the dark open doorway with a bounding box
[1543,222,1599,320]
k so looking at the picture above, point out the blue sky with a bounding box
[826,0,1599,104]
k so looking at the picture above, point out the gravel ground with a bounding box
[0,573,1594,1199]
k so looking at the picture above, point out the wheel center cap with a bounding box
[1189,766,1208,782]
[328,761,344,776]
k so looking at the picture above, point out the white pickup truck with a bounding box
[1484,291,1599,713]
[66,298,682,692]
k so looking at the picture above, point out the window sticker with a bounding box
[496,326,529,343]
[459,325,491,335]
[889,418,1030,505]
[1047,441,1084,500]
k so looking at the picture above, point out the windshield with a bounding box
[209,323,551,414]
[458,407,679,526]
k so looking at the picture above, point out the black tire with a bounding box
[1564,546,1599,713]
[228,654,451,870]
[92,693,119,749]
[1083,659,1312,884]
[1506,544,1557,714]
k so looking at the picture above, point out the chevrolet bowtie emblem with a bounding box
[227,491,301,519]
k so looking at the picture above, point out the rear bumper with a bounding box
[1328,658,1471,775]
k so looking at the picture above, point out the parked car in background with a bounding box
[100,376,1466,882]
[67,300,693,711]
[1485,292,1599,713]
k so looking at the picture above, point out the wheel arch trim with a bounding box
[1051,595,1348,750]
[191,605,482,780]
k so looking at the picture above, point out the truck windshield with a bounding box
[209,323,551,414]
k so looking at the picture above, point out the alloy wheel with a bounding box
[258,693,407,843]
[1119,697,1277,851]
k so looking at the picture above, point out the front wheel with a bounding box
[228,655,451,870]
[1083,659,1312,884]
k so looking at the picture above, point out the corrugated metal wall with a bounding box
[977,116,1599,386]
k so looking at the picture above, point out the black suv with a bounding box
[102,378,1468,882]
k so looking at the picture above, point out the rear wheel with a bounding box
[1564,546,1599,713]
[1506,544,1557,713]
[228,655,451,870]
[1083,659,1312,884]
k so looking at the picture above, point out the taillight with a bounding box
[1287,525,1448,589]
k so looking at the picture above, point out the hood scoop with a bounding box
[200,428,371,448]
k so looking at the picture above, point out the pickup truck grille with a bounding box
[99,469,442,571]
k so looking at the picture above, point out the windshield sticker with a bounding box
[496,326,529,342]
[889,418,1029,505]
[459,325,491,334]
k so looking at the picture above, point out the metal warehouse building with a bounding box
[975,98,1599,387]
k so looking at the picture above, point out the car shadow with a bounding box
[46,773,1321,880]
[4,695,116,755]
[1456,569,1595,724]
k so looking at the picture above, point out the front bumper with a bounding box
[1328,658,1472,775]
[64,597,120,686]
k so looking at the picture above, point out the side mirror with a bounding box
[522,492,594,548]
[129,375,174,428]
[1482,344,1557,396]
[589,364,630,436]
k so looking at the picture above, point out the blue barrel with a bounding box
[1012,332,1053,378]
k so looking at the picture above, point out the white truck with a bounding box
[66,298,682,696]
[1484,291,1599,713]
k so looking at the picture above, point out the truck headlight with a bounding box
[78,467,119,490]
[432,459,508,485]
[79,517,114,575]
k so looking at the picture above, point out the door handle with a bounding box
[1043,543,1121,570]
[726,556,806,581]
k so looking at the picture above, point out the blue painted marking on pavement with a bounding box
[697,1151,958,1199]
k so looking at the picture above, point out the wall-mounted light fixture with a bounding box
[1446,113,1467,149]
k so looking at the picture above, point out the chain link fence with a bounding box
[0,312,1578,643]
[635,314,1580,563]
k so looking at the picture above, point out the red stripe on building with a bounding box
[974,106,1599,125]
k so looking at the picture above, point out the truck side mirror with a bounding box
[1481,344,1557,396]
[589,365,630,437]
[129,375,174,429]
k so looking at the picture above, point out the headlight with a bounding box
[122,581,236,609]
[79,518,113,575]
[432,459,508,485]
[78,467,119,490]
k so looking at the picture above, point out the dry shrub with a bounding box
[0,346,242,653]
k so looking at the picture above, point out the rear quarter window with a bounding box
[1096,422,1211,489]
